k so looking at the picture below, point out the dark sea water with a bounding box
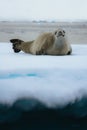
[0,98,87,130]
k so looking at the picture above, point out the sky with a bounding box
[0,0,87,21]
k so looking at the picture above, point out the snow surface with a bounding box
[0,43,87,108]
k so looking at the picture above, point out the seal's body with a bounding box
[10,28,72,55]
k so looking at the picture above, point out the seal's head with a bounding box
[10,39,23,53]
[54,28,65,38]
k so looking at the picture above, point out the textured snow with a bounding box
[0,43,87,108]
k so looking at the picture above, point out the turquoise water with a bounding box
[0,73,39,79]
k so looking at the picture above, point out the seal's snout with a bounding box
[58,31,63,36]
[58,31,65,37]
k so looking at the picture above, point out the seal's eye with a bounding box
[63,30,65,33]
[55,31,57,35]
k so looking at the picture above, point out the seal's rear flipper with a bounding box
[10,39,24,53]
[10,39,24,44]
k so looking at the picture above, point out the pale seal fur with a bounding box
[10,28,72,55]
